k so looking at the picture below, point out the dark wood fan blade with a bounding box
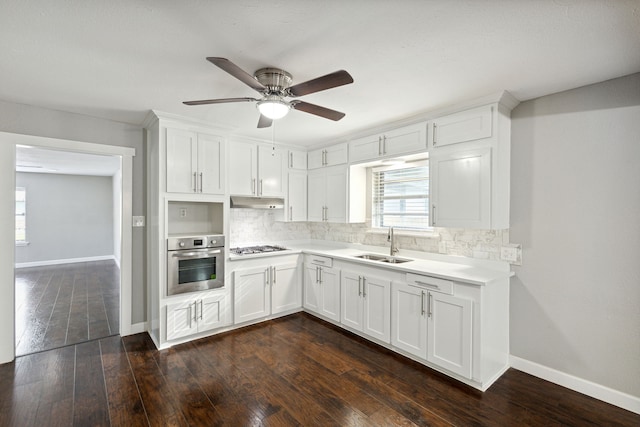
[257,114,273,128]
[206,57,266,92]
[291,101,346,121]
[183,97,257,106]
[288,70,353,97]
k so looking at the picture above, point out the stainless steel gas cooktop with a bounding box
[230,245,288,255]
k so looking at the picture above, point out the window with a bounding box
[372,160,430,230]
[16,187,26,243]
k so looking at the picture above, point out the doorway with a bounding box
[0,132,134,364]
[14,147,122,355]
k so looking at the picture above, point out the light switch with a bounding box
[132,216,145,227]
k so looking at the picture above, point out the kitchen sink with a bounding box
[354,254,413,264]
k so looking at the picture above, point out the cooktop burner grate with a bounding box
[230,245,288,255]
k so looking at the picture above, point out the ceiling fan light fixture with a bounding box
[257,96,290,120]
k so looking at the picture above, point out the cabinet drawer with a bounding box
[406,273,453,295]
[306,255,333,267]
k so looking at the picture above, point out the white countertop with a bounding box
[229,240,514,286]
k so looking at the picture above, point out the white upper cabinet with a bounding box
[428,96,516,229]
[349,122,427,163]
[308,143,348,169]
[429,105,492,148]
[308,165,347,223]
[166,128,225,195]
[229,141,286,197]
[287,170,307,222]
[288,149,307,170]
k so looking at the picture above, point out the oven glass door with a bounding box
[168,248,224,295]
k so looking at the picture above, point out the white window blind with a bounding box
[16,187,26,243]
[372,161,429,230]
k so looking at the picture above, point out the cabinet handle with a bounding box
[188,304,193,328]
[362,277,366,298]
[421,291,426,316]
[199,172,203,193]
[199,300,203,320]
[358,276,362,296]
[382,136,387,155]
[290,152,293,168]
[432,123,437,146]
[378,136,382,155]
[273,266,277,284]
[252,178,256,195]
[260,179,263,196]
[319,267,323,284]
[316,266,320,283]
[415,280,440,290]
[427,292,433,318]
[265,268,270,285]
[193,172,197,193]
[289,206,293,220]
[432,205,436,226]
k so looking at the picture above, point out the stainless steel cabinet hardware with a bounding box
[199,173,203,193]
[415,280,439,290]
[289,206,293,220]
[433,123,438,145]
[290,152,293,168]
[421,291,426,315]
[319,267,323,284]
[188,303,193,328]
[315,266,320,283]
[427,292,433,318]
[362,277,366,297]
[378,136,382,155]
[265,268,270,285]
[358,276,362,296]
[259,179,263,196]
[252,178,256,195]
[193,172,197,193]
[432,205,436,226]
[199,300,203,320]
[273,266,277,284]
[382,136,387,155]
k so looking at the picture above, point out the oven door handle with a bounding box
[171,249,222,259]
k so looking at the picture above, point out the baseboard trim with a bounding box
[15,255,116,269]
[510,355,640,415]
[127,322,146,335]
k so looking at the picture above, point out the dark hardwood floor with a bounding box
[15,260,120,356]
[0,312,638,426]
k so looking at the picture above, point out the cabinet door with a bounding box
[197,133,225,195]
[166,300,197,341]
[427,292,473,379]
[324,144,348,166]
[287,171,307,222]
[340,271,363,331]
[319,267,340,322]
[271,263,301,314]
[307,148,324,170]
[431,105,492,148]
[197,294,227,333]
[229,141,257,196]
[430,147,491,229]
[362,276,391,343]
[303,264,321,313]
[349,135,381,163]
[324,167,347,223]
[258,146,286,197]
[233,267,270,324]
[307,171,325,222]
[384,122,427,157]
[391,282,427,358]
[288,149,307,170]
[166,128,196,193]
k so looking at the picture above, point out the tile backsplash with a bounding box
[230,209,509,261]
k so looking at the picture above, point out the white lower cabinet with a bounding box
[341,270,391,343]
[234,261,301,324]
[303,257,340,322]
[166,293,227,341]
[392,280,473,379]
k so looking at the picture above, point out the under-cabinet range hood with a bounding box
[230,196,285,209]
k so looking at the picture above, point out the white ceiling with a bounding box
[16,146,120,176]
[1,0,639,149]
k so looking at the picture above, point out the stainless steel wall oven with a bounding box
[167,235,225,296]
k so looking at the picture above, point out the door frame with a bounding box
[0,131,135,363]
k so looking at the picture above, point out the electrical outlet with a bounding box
[500,244,522,265]
[180,208,187,218]
[132,216,145,227]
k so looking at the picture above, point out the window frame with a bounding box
[370,159,431,232]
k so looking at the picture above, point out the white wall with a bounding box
[0,100,145,323]
[510,73,640,399]
[15,172,114,265]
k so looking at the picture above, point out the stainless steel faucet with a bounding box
[387,227,399,256]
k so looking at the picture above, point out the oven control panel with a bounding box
[167,234,225,251]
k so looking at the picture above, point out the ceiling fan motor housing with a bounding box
[254,68,293,93]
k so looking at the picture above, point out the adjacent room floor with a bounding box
[1,312,637,426]
[14,260,119,356]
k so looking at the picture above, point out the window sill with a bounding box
[15,241,29,247]
[367,228,439,239]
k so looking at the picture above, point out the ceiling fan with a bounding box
[183,57,354,128]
